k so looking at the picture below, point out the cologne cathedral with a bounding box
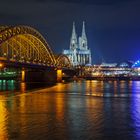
[63,22,92,66]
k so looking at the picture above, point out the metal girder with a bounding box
[0,25,72,68]
[56,54,72,68]
[0,25,55,64]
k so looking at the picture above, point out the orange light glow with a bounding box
[57,69,62,82]
[0,63,3,68]
[21,70,25,82]
[0,100,8,139]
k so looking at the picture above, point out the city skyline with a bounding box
[0,0,140,63]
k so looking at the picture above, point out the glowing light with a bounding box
[57,69,62,82]
[0,63,3,68]
[21,70,25,82]
[0,101,8,139]
[20,82,26,93]
[133,60,140,68]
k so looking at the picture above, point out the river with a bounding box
[0,80,140,140]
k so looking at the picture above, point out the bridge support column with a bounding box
[57,69,62,82]
[21,69,25,82]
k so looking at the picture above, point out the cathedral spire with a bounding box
[79,21,88,50]
[82,21,86,38]
[71,22,77,40]
[70,22,78,50]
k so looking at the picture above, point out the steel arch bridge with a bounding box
[0,25,72,68]
[55,54,72,68]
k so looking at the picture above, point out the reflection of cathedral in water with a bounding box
[63,22,92,66]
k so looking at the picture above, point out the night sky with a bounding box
[0,0,140,64]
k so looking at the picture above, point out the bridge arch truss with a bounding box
[56,54,72,68]
[0,26,56,66]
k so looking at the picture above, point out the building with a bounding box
[100,62,117,68]
[63,22,92,66]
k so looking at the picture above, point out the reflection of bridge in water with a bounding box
[0,25,75,83]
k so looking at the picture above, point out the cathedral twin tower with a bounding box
[63,21,92,66]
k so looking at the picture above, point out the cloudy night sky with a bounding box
[0,0,140,64]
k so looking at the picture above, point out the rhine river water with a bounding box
[0,80,140,140]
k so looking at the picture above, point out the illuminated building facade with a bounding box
[100,62,117,68]
[63,22,92,66]
[83,61,135,77]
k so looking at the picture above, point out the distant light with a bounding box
[0,63,3,68]
[132,60,140,68]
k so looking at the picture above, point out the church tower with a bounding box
[79,21,88,50]
[63,21,92,66]
[69,22,78,65]
[70,22,78,50]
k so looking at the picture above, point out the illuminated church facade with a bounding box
[63,22,92,66]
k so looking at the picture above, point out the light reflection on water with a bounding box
[0,80,140,139]
[0,99,8,140]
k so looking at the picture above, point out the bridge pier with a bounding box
[57,69,62,82]
[21,69,25,82]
